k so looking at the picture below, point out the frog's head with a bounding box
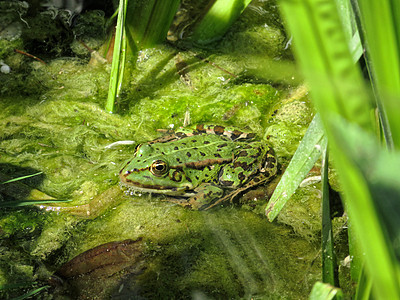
[119,144,193,196]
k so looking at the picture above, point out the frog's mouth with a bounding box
[119,174,194,197]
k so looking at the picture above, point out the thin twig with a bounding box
[14,49,46,65]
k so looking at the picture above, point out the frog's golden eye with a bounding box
[150,160,169,176]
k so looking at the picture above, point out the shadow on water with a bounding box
[48,204,320,299]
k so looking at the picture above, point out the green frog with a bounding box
[119,125,277,210]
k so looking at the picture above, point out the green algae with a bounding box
[0,1,329,298]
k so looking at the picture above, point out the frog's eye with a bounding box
[150,160,169,176]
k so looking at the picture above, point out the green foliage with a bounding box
[277,0,400,298]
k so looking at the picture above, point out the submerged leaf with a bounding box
[53,238,145,298]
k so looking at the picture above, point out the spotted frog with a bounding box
[119,125,277,210]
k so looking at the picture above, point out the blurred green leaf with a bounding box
[328,115,400,298]
[279,0,374,133]
[356,1,400,148]
[309,281,342,300]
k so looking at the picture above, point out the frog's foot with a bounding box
[165,183,224,210]
[163,197,193,209]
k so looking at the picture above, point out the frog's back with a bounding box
[152,134,236,167]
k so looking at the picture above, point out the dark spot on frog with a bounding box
[203,140,210,144]
[191,139,197,142]
[143,175,152,180]
[214,125,225,135]
[171,170,182,182]
[220,179,234,186]
[238,150,248,157]
[217,143,228,148]
[234,161,251,171]
[171,187,178,191]
[193,147,198,150]
[214,153,222,158]
[174,146,179,150]
[238,172,246,182]
[200,152,206,156]
[186,152,191,157]
[253,177,260,183]
[177,132,187,138]
[195,176,199,180]
[196,124,205,132]
[263,171,271,177]
[231,130,243,140]
[266,156,277,165]
[176,157,182,163]
[181,142,187,146]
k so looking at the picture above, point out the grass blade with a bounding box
[321,148,338,286]
[265,114,327,221]
[0,199,72,208]
[105,0,128,113]
[12,285,50,300]
[1,172,43,184]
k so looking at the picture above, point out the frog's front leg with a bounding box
[185,183,224,210]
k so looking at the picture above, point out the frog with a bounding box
[119,125,277,210]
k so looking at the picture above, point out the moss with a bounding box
[0,2,323,298]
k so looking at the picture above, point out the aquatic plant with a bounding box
[267,0,400,298]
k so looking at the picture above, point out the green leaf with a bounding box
[12,285,50,300]
[0,199,72,208]
[105,0,128,113]
[321,147,338,286]
[265,114,327,221]
[279,0,374,133]
[309,281,342,300]
[1,172,43,184]
[125,0,180,48]
[329,115,400,298]
[191,0,252,44]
